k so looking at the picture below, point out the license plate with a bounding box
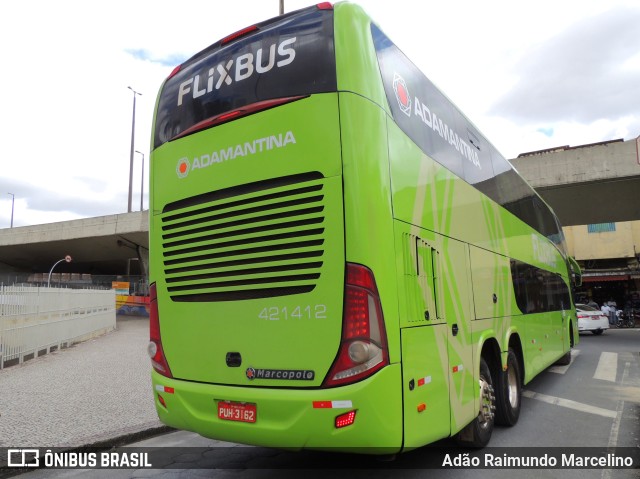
[217,401,256,423]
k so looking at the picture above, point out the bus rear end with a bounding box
[148,4,402,452]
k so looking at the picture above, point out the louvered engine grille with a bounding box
[160,172,326,302]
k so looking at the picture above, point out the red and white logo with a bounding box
[393,72,411,117]
[176,158,190,178]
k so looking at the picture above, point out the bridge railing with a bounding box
[0,285,116,369]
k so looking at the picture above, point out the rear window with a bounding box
[577,304,598,312]
[153,6,336,149]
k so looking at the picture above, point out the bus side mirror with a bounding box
[568,256,582,288]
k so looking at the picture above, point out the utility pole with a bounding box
[7,193,14,228]
[127,86,142,213]
[279,0,284,15]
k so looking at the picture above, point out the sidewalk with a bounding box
[0,316,165,448]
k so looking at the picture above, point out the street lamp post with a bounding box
[48,255,72,288]
[135,150,145,211]
[7,193,14,228]
[127,86,142,213]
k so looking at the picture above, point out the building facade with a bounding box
[512,136,640,311]
[564,220,640,309]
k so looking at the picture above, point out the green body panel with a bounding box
[395,221,476,441]
[400,325,450,448]
[152,365,403,452]
[338,92,400,363]
[149,1,578,452]
[334,3,390,115]
[150,94,346,387]
[386,112,577,387]
[150,94,342,210]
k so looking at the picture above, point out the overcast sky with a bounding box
[1,0,638,228]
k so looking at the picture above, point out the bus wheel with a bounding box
[455,357,495,448]
[495,348,521,427]
[555,349,571,366]
[555,322,574,366]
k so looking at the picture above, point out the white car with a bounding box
[576,304,610,335]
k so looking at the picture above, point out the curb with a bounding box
[76,425,175,450]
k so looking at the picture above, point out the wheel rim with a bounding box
[507,366,519,409]
[478,375,495,429]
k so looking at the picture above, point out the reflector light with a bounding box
[317,2,333,9]
[313,400,353,409]
[158,394,166,408]
[335,410,356,428]
[155,385,175,394]
[221,25,258,45]
[149,283,173,378]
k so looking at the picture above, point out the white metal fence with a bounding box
[0,285,116,369]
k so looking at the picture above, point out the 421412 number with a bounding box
[259,305,327,321]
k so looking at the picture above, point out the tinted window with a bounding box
[371,24,492,179]
[576,304,597,312]
[511,259,572,314]
[154,7,336,149]
[371,24,566,252]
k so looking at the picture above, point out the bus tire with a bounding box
[555,321,574,366]
[555,349,571,366]
[495,348,521,427]
[455,357,495,448]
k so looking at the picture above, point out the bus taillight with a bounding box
[221,25,258,45]
[148,283,173,378]
[323,264,389,387]
[167,65,181,80]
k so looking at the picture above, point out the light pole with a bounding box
[135,150,145,211]
[7,193,14,228]
[127,86,142,213]
[279,0,284,14]
[48,255,72,288]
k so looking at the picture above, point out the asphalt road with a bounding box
[10,328,640,479]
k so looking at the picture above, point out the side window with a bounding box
[511,259,571,314]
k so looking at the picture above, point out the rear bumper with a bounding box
[152,364,403,453]
[578,318,610,331]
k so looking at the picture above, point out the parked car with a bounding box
[576,304,609,335]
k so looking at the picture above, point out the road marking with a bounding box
[602,361,630,479]
[548,349,580,374]
[594,352,618,382]
[522,390,617,419]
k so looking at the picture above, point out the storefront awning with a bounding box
[582,275,630,283]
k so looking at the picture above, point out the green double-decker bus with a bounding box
[148,2,580,452]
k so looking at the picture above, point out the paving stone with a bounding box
[0,316,161,447]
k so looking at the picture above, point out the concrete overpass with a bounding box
[0,211,148,276]
[510,136,640,226]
